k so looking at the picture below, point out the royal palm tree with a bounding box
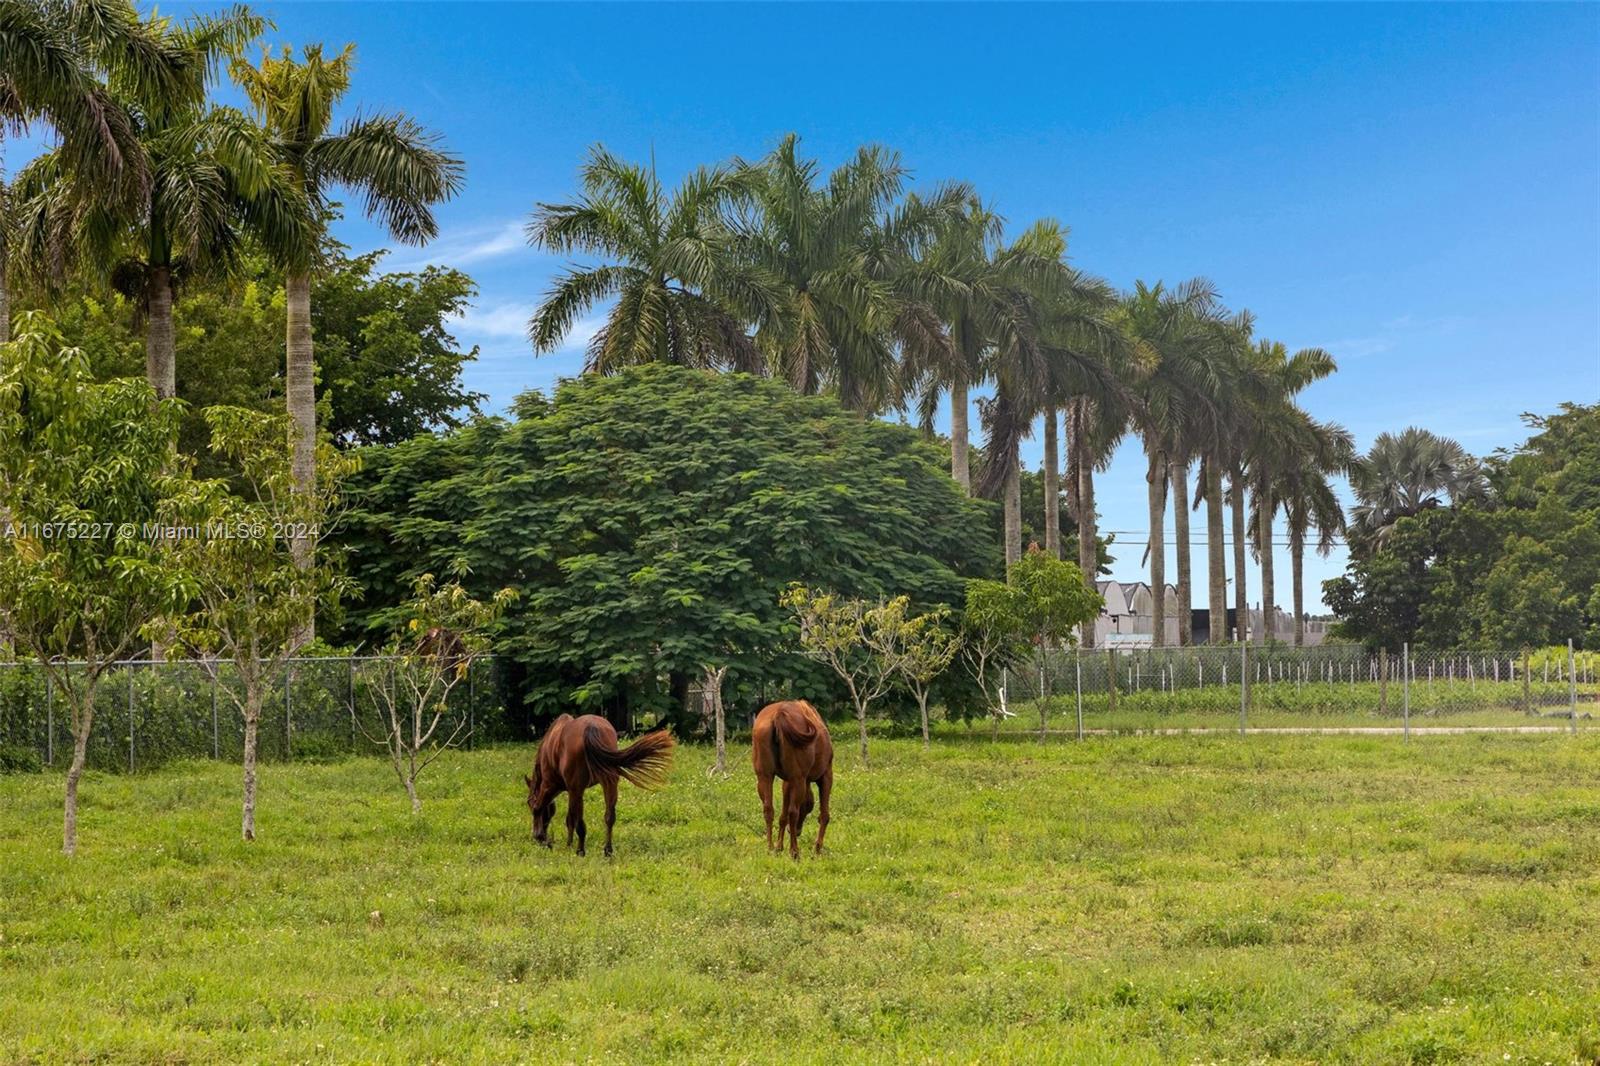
[231,43,463,596]
[1241,339,1337,643]
[1122,279,1227,647]
[527,146,777,372]
[0,0,202,341]
[1066,393,1132,645]
[975,221,1133,570]
[1275,425,1352,645]
[735,134,964,415]
[7,6,279,397]
[1348,427,1487,549]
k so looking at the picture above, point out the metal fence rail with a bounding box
[0,655,506,773]
[1014,642,1596,735]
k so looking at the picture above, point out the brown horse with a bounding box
[751,700,833,858]
[525,714,675,856]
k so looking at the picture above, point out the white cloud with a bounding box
[387,219,530,272]
[455,303,606,350]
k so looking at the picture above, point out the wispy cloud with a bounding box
[454,302,606,351]
[1321,313,1470,361]
[387,219,530,272]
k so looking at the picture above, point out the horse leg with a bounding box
[791,781,813,860]
[814,769,832,855]
[757,773,776,851]
[570,788,587,856]
[602,778,618,857]
[564,798,575,848]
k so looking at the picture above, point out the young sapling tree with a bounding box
[893,605,962,747]
[361,574,513,813]
[961,578,1029,737]
[782,585,910,768]
[164,406,351,841]
[0,314,194,855]
[1009,545,1103,739]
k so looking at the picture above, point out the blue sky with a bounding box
[40,3,1600,609]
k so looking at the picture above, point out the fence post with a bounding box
[1379,648,1389,717]
[211,669,219,760]
[1570,639,1579,735]
[1107,649,1117,717]
[284,664,292,758]
[1521,647,1531,715]
[1402,643,1411,741]
[1074,648,1084,741]
[348,657,357,751]
[127,662,135,773]
[468,662,477,750]
[45,673,54,766]
[1239,640,1249,734]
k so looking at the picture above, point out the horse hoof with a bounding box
[604,846,613,858]
[576,848,585,857]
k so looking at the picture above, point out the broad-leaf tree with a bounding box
[0,311,193,855]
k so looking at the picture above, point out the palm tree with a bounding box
[1197,308,1257,643]
[735,134,965,415]
[1066,393,1131,645]
[231,43,463,596]
[1241,339,1337,643]
[527,146,777,372]
[7,7,277,397]
[1122,279,1227,647]
[1276,426,1352,645]
[0,0,200,342]
[1348,427,1487,548]
[975,222,1133,570]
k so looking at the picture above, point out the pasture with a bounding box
[1,733,1597,1064]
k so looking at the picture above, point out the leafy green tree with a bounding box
[162,406,351,841]
[359,574,513,814]
[890,604,961,747]
[230,42,462,601]
[960,578,1029,731]
[1008,545,1101,737]
[782,585,911,767]
[336,366,998,729]
[527,146,774,372]
[0,312,193,855]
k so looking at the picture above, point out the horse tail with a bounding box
[775,703,819,752]
[583,724,676,789]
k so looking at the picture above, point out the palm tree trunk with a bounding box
[1230,471,1248,642]
[1258,487,1276,645]
[0,269,10,344]
[1003,451,1022,569]
[145,265,176,399]
[1170,459,1191,646]
[286,270,316,640]
[949,377,970,493]
[1042,404,1060,558]
[1146,450,1166,647]
[1206,462,1227,644]
[1291,526,1306,647]
[1077,408,1099,648]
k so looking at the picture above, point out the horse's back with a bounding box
[753,700,830,779]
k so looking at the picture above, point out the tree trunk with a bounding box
[705,664,727,774]
[145,265,176,399]
[1003,452,1022,568]
[950,376,970,493]
[62,692,94,857]
[241,683,261,842]
[856,701,870,769]
[919,692,930,748]
[1146,450,1166,647]
[1291,528,1306,647]
[286,271,316,641]
[1230,471,1249,642]
[1170,459,1192,646]
[1042,404,1060,558]
[1206,462,1227,644]
[0,270,10,344]
[1258,489,1276,645]
[1077,413,1098,649]
[405,776,421,815]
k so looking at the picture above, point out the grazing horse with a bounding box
[525,714,675,856]
[752,700,833,858]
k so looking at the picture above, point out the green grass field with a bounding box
[2,733,1598,1064]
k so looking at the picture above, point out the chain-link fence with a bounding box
[0,655,508,773]
[1001,642,1598,735]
